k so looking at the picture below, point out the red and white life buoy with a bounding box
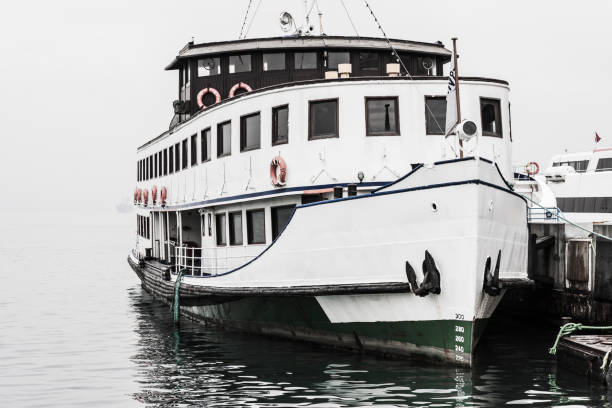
[525,161,540,176]
[133,188,138,204]
[270,155,287,187]
[151,185,157,204]
[160,186,167,207]
[143,189,149,206]
[196,87,221,110]
[136,188,142,204]
[228,82,253,98]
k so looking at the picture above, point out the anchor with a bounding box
[483,250,502,296]
[405,250,441,297]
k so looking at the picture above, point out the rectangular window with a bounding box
[228,211,243,245]
[190,134,198,166]
[217,121,231,157]
[596,158,612,172]
[169,146,174,174]
[154,154,158,178]
[163,149,168,175]
[272,105,289,145]
[480,98,502,137]
[215,213,227,246]
[181,139,188,169]
[197,57,221,77]
[365,97,399,136]
[201,128,211,162]
[328,52,350,69]
[229,55,251,73]
[359,52,378,72]
[263,53,285,71]
[247,209,266,244]
[174,143,180,172]
[425,96,447,135]
[144,158,148,180]
[295,52,317,69]
[158,152,162,177]
[271,205,295,240]
[309,99,338,140]
[240,112,261,152]
[149,156,153,180]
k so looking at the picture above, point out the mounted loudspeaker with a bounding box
[456,120,478,141]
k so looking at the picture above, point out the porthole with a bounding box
[431,203,438,212]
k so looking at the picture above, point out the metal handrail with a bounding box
[174,245,255,276]
[528,206,560,222]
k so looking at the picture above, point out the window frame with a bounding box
[364,96,400,136]
[240,111,261,152]
[327,51,350,70]
[271,204,296,240]
[246,209,266,245]
[228,54,252,74]
[272,104,289,146]
[217,120,232,158]
[163,149,168,175]
[294,52,318,70]
[359,52,379,72]
[181,139,189,170]
[169,145,174,174]
[262,53,286,71]
[228,211,243,246]
[201,128,211,163]
[308,98,339,140]
[190,133,198,166]
[215,213,227,246]
[197,57,221,77]
[174,143,180,172]
[480,97,503,138]
[424,95,447,136]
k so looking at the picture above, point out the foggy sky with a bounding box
[0,0,610,215]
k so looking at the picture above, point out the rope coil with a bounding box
[549,322,612,356]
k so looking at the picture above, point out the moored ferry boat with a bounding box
[127,16,529,365]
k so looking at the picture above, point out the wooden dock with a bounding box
[556,334,612,384]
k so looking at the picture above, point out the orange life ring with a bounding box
[151,185,157,204]
[133,188,138,204]
[228,82,253,98]
[525,161,540,175]
[196,87,221,109]
[160,186,167,206]
[143,189,149,206]
[136,188,142,204]
[270,155,287,187]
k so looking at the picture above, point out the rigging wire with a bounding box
[243,0,263,39]
[339,0,360,37]
[238,0,254,39]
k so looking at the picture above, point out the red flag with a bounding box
[596,132,602,143]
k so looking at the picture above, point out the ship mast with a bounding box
[451,37,463,157]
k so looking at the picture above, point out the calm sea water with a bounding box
[1,212,610,407]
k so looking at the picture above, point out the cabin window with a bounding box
[359,52,378,72]
[169,146,174,174]
[201,128,211,162]
[215,213,227,246]
[272,205,295,240]
[240,112,261,152]
[190,134,198,166]
[229,55,251,73]
[247,209,265,244]
[217,121,232,157]
[149,156,153,180]
[327,52,350,69]
[596,158,612,172]
[263,53,285,71]
[154,154,158,178]
[553,160,589,172]
[197,57,221,77]
[158,152,162,177]
[425,96,447,135]
[365,97,399,136]
[174,143,180,172]
[163,150,168,175]
[181,139,188,169]
[272,105,289,145]
[480,98,502,137]
[295,52,317,69]
[228,211,243,245]
[416,56,436,76]
[309,99,338,140]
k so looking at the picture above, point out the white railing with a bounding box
[174,245,256,276]
[528,206,560,222]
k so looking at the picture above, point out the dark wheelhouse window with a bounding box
[365,97,399,136]
[272,205,295,240]
[229,55,251,73]
[295,52,317,69]
[240,112,261,152]
[596,158,612,172]
[228,211,243,245]
[217,121,231,157]
[263,53,285,71]
[554,160,589,172]
[480,98,502,137]
[328,52,350,69]
[197,57,220,77]
[190,134,198,166]
[272,105,289,145]
[247,209,265,244]
[359,52,379,72]
[425,96,447,135]
[309,99,338,140]
[174,143,180,172]
[215,213,227,246]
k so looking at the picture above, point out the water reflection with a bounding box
[129,287,610,407]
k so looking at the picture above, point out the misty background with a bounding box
[0,0,610,217]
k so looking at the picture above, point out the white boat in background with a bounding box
[126,8,529,366]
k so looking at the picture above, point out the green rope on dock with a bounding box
[549,322,612,355]
[172,269,185,326]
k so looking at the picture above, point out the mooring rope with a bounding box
[172,269,185,325]
[549,322,612,355]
